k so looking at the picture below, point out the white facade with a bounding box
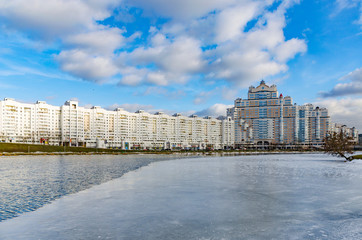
[0,98,61,145]
[330,123,359,144]
[0,98,234,150]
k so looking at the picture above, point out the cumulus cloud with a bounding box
[0,0,307,87]
[0,0,125,83]
[56,27,126,81]
[320,67,362,97]
[64,28,125,55]
[214,2,261,43]
[314,97,362,131]
[0,0,120,37]
[127,34,205,85]
[118,73,144,86]
[195,103,233,117]
[340,67,362,82]
[56,50,119,82]
[126,0,235,20]
[273,38,307,62]
[203,1,306,86]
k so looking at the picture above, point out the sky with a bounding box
[0,0,361,131]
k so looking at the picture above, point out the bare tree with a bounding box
[323,131,355,161]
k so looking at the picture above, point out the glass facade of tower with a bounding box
[228,80,330,147]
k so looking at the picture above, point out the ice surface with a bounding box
[0,154,185,222]
[1,153,362,239]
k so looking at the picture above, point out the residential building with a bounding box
[1,84,357,150]
[330,123,359,144]
[228,80,331,148]
[0,98,234,150]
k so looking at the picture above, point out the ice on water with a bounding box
[1,154,362,239]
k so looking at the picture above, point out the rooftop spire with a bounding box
[260,79,265,85]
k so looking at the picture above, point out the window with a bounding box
[259,108,267,118]
[259,101,266,106]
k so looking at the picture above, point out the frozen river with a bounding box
[1,153,362,239]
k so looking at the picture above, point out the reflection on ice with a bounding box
[1,154,362,239]
[0,154,182,222]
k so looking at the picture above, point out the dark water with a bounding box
[1,153,362,239]
[0,154,183,222]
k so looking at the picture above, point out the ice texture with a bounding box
[1,153,362,239]
[0,154,184,222]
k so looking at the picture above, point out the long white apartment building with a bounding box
[0,98,234,150]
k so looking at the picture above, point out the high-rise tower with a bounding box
[228,81,330,147]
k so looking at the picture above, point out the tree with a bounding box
[323,131,355,161]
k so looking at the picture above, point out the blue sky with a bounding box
[0,0,361,130]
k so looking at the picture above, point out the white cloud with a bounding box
[0,0,307,88]
[107,103,155,112]
[126,33,205,85]
[358,5,362,25]
[195,103,233,117]
[57,27,126,82]
[64,28,125,55]
[273,38,307,62]
[146,72,168,86]
[0,0,125,83]
[222,87,239,101]
[333,0,362,27]
[320,67,362,97]
[335,0,361,12]
[131,34,204,74]
[0,0,120,38]
[119,74,144,86]
[210,48,288,87]
[203,1,306,87]
[214,2,261,43]
[126,0,236,20]
[56,50,119,82]
[314,98,362,131]
[340,67,362,82]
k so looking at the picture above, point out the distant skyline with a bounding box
[0,0,361,131]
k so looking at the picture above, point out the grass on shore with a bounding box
[0,142,223,155]
[0,142,127,154]
[351,154,362,160]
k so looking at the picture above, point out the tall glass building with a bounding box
[227,80,330,148]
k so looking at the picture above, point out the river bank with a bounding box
[0,150,317,156]
[0,142,318,157]
[2,142,361,159]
